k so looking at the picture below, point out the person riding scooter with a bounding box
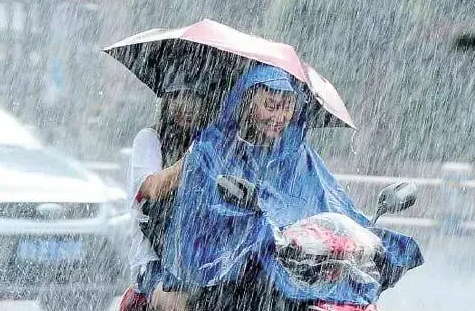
[159,64,423,311]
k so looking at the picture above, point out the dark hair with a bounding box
[150,91,217,167]
[236,85,258,127]
[237,84,296,128]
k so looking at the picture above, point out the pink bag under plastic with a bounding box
[274,213,383,285]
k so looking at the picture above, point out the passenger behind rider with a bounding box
[119,66,215,311]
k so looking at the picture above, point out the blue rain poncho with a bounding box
[162,64,423,305]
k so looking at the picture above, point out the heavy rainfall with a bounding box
[0,1,474,311]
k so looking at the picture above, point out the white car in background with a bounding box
[0,109,130,311]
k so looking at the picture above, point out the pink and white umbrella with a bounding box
[104,19,355,128]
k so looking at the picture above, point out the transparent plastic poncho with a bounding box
[274,212,383,287]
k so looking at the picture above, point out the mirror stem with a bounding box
[370,206,386,226]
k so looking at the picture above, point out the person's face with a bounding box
[167,90,205,130]
[248,87,296,141]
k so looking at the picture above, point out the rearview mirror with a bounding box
[371,182,417,225]
[216,175,260,213]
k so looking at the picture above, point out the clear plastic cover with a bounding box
[274,212,384,286]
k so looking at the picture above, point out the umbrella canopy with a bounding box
[104,19,355,128]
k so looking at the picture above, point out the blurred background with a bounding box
[0,0,474,310]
